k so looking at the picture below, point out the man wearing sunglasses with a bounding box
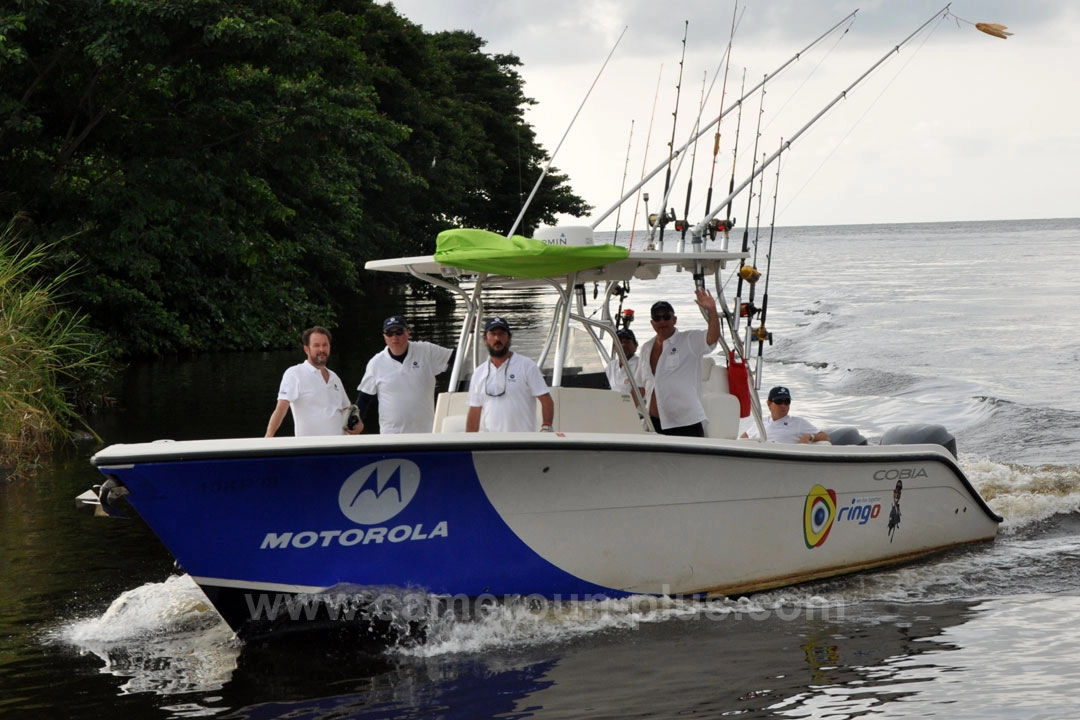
[355,316,454,433]
[466,317,555,433]
[634,289,721,437]
[741,386,829,443]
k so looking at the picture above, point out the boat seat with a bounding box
[434,391,470,432]
[441,414,468,433]
[701,356,740,440]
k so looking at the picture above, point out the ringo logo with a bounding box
[803,484,838,549]
[338,459,420,525]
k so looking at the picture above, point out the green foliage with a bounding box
[0,217,111,478]
[0,0,590,356]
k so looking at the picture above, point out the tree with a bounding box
[0,0,589,355]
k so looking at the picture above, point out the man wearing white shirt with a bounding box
[635,290,720,437]
[742,386,830,444]
[356,316,453,433]
[605,328,640,394]
[265,326,355,437]
[466,317,555,433]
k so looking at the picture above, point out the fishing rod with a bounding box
[678,71,708,242]
[654,20,688,248]
[627,65,663,252]
[703,1,741,240]
[689,4,951,239]
[750,138,783,387]
[728,78,767,351]
[610,119,635,326]
[507,25,627,238]
[720,68,748,248]
[612,119,634,247]
[591,9,858,231]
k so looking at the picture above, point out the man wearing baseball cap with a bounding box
[354,315,453,433]
[741,386,829,443]
[634,289,721,436]
[466,316,555,432]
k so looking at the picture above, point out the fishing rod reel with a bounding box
[753,324,773,346]
[648,208,676,228]
[707,217,736,241]
[613,281,633,329]
[739,264,761,283]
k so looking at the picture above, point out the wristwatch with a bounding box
[540,424,554,432]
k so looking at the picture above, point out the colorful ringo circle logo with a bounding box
[803,484,838,549]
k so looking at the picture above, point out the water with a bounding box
[3,218,1080,718]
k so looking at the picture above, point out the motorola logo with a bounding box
[338,459,420,525]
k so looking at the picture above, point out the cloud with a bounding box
[383,0,1079,227]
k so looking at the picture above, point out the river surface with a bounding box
[3,218,1080,718]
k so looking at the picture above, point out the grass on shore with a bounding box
[0,217,110,479]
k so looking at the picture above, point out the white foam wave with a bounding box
[55,575,239,696]
[962,455,1080,532]
[400,593,852,659]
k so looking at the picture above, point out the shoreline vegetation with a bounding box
[1,2,589,358]
[0,217,110,480]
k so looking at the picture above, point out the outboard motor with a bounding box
[880,423,958,459]
[826,426,869,446]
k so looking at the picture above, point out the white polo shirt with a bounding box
[605,354,640,394]
[744,414,821,443]
[276,361,351,436]
[635,328,715,429]
[467,353,549,432]
[358,341,453,433]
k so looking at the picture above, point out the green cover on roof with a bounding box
[434,228,629,279]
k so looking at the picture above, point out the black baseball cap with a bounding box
[484,317,511,333]
[768,386,792,402]
[383,316,409,332]
[616,328,637,343]
[651,300,674,316]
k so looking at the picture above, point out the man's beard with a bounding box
[487,344,509,358]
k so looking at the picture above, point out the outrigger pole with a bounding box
[590,9,858,231]
[507,25,627,239]
[688,4,952,241]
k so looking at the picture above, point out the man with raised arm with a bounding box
[634,289,720,437]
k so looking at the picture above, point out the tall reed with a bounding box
[0,217,109,479]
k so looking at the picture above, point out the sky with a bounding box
[381,1,1078,229]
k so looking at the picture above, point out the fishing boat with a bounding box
[78,6,1003,637]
